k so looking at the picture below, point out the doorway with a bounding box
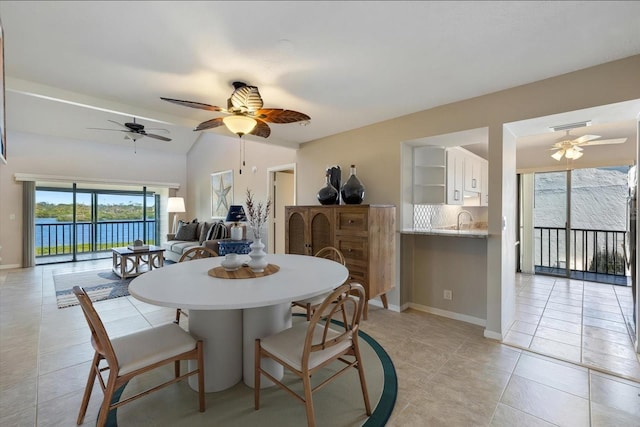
[267,164,296,254]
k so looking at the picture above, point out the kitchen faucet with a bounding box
[457,210,473,230]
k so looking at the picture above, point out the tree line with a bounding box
[36,202,155,222]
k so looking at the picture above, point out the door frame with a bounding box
[267,163,296,254]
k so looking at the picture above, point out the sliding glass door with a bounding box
[532,167,630,283]
[534,171,569,277]
[35,185,160,264]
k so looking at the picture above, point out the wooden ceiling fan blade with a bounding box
[194,117,225,131]
[145,133,172,142]
[249,119,271,138]
[255,109,311,124]
[161,97,226,113]
[581,138,627,146]
[144,128,170,133]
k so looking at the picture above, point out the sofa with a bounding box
[162,219,245,263]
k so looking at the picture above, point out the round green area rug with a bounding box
[105,319,396,426]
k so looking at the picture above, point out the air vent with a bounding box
[549,120,592,132]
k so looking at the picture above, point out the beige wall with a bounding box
[294,55,640,337]
[0,130,188,268]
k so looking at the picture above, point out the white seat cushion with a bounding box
[111,323,198,375]
[260,322,352,371]
[294,292,331,307]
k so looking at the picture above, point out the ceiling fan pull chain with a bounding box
[239,137,243,174]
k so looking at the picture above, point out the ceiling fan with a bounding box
[160,81,311,138]
[550,130,627,161]
[88,118,172,142]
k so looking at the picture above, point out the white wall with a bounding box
[0,130,187,267]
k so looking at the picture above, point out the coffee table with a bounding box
[111,245,165,279]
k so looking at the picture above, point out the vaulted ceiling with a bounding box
[1,1,639,155]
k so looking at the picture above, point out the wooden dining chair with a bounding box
[175,247,219,323]
[292,246,346,320]
[255,282,371,427]
[73,286,205,427]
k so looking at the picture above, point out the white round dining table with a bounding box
[128,253,348,392]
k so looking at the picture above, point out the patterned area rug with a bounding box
[53,269,132,309]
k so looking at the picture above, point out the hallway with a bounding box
[505,274,639,381]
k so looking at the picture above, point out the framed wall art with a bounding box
[211,170,233,219]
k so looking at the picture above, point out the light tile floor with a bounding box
[1,261,639,426]
[505,273,640,383]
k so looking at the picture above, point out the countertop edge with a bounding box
[401,228,489,239]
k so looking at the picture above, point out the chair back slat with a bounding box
[179,247,219,262]
[303,283,365,358]
[73,286,119,367]
[314,246,346,266]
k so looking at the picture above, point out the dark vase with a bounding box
[328,166,341,204]
[340,164,365,204]
[317,172,339,205]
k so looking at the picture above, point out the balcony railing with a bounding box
[36,220,158,257]
[534,226,628,278]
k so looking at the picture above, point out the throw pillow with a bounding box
[175,219,199,241]
[199,222,214,244]
[206,221,229,241]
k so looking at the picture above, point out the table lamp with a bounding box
[167,197,186,234]
[225,205,247,240]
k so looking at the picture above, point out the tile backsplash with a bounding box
[413,204,488,229]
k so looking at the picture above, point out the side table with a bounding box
[218,239,252,256]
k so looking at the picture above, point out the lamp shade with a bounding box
[223,115,257,136]
[167,197,186,213]
[226,205,247,222]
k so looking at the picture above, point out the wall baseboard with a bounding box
[483,330,503,341]
[408,302,487,327]
[368,298,401,313]
[0,264,21,270]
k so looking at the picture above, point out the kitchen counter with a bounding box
[401,228,488,238]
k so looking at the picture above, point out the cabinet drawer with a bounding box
[335,238,368,262]
[345,263,368,284]
[336,210,368,233]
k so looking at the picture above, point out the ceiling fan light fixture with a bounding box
[223,115,257,136]
[551,150,564,161]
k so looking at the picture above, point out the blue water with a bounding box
[35,218,157,249]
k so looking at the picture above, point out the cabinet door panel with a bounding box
[310,210,333,255]
[286,211,307,255]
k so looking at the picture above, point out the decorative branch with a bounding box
[245,189,272,240]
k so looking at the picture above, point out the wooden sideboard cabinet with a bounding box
[285,204,396,317]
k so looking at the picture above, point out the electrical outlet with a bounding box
[443,290,452,300]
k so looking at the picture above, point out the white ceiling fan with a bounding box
[549,130,627,161]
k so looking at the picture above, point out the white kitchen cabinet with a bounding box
[481,160,489,206]
[464,153,482,193]
[412,145,487,206]
[446,147,464,205]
